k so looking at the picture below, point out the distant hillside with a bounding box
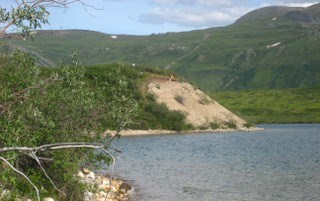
[235,4,320,25]
[1,3,320,91]
[214,87,320,124]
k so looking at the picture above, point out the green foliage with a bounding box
[243,122,255,128]
[225,120,238,129]
[145,93,157,102]
[83,64,141,131]
[138,102,190,131]
[197,121,222,130]
[214,87,320,124]
[0,3,49,37]
[209,122,221,129]
[0,51,138,199]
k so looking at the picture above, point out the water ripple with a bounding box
[104,124,320,201]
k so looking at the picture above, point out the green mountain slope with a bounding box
[213,87,320,124]
[1,3,320,92]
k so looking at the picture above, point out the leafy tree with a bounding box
[0,0,91,38]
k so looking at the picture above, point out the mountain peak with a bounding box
[234,3,320,25]
[234,6,301,24]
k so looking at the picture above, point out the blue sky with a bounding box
[2,0,319,35]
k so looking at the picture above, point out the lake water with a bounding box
[106,124,320,201]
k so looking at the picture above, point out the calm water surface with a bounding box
[106,124,320,201]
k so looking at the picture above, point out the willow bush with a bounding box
[0,51,138,200]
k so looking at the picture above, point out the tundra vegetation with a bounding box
[213,88,320,124]
[2,4,320,92]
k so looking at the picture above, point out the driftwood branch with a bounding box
[0,156,41,201]
[0,140,117,200]
[29,151,64,195]
[1,142,105,153]
[0,142,117,165]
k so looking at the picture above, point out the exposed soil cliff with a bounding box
[147,77,247,128]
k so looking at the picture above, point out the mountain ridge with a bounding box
[235,3,320,25]
[1,3,320,91]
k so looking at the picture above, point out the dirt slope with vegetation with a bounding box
[148,77,247,128]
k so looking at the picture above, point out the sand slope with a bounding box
[148,77,246,127]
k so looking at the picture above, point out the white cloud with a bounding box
[138,0,319,28]
[279,3,317,7]
[271,0,317,4]
[150,0,233,6]
[139,0,256,28]
[140,7,238,27]
[271,0,318,7]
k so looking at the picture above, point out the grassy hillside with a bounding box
[213,87,320,124]
[1,4,320,92]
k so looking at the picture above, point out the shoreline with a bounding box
[108,127,264,137]
[79,168,132,201]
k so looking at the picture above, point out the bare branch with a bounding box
[0,141,117,165]
[29,151,65,195]
[26,0,92,8]
[0,141,117,199]
[0,156,41,201]
[0,20,16,37]
[100,148,116,166]
[0,142,106,153]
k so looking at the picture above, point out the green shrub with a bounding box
[0,51,138,200]
[243,122,255,128]
[145,93,157,102]
[226,120,238,129]
[198,125,209,130]
[209,122,221,129]
[135,102,190,131]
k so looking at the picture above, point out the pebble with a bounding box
[78,170,86,178]
[84,192,94,201]
[79,168,132,201]
[82,168,91,174]
[44,198,55,201]
[87,171,96,180]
